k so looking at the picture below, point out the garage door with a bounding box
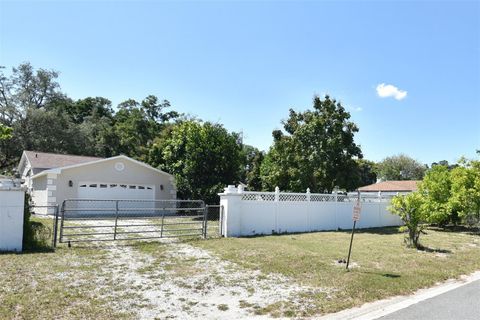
[77,182,155,200]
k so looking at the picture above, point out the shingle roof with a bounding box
[358,180,419,192]
[24,151,103,169]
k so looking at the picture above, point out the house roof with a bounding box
[358,180,420,192]
[31,155,174,180]
[23,151,103,170]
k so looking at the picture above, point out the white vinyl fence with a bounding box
[219,185,403,237]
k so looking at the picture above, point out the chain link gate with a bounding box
[52,199,223,247]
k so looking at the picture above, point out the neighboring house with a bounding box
[358,180,419,195]
[18,151,176,212]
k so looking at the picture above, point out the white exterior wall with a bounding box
[220,186,403,237]
[0,189,25,252]
[30,157,177,211]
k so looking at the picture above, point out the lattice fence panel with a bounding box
[241,193,276,201]
[279,193,307,202]
[310,194,336,202]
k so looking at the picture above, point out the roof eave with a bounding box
[30,155,173,180]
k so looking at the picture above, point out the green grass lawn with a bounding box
[2,216,479,319]
[193,227,480,316]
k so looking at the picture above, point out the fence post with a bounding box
[113,200,119,240]
[160,212,165,238]
[59,202,66,244]
[306,188,311,201]
[203,204,209,239]
[218,186,242,237]
[52,204,60,248]
[275,186,280,202]
[219,205,224,236]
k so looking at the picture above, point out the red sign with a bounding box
[352,200,361,221]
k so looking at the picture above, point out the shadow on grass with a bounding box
[428,225,480,236]
[238,226,402,239]
[0,243,55,255]
[357,270,402,278]
[346,226,401,235]
[416,245,451,254]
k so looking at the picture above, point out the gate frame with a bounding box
[53,199,218,247]
[52,200,225,247]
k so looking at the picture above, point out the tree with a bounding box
[12,108,88,155]
[376,154,426,181]
[0,124,12,140]
[240,145,265,191]
[389,192,426,248]
[418,165,453,225]
[64,97,114,124]
[113,96,179,161]
[0,63,66,169]
[260,95,362,193]
[148,121,243,203]
[449,160,480,225]
[353,159,377,188]
[141,95,178,123]
[430,160,458,171]
[0,63,61,125]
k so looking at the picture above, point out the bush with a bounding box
[389,192,426,248]
[22,193,51,251]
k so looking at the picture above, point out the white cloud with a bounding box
[376,83,407,100]
[353,106,363,112]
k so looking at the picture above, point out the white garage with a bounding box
[18,151,176,211]
[77,182,156,200]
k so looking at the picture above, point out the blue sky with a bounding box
[1,0,479,165]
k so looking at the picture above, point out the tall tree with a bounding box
[240,145,265,191]
[260,95,362,193]
[0,64,68,168]
[148,120,243,203]
[66,97,114,124]
[353,159,377,188]
[113,96,178,160]
[376,154,426,181]
[449,159,480,224]
[418,165,453,225]
[0,63,62,125]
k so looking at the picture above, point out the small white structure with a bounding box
[18,151,176,213]
[0,177,25,252]
[219,186,402,237]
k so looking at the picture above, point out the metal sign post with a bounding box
[346,190,361,270]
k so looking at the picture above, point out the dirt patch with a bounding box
[73,219,326,319]
[94,240,327,319]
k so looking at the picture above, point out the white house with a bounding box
[18,151,176,212]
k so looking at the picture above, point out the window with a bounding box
[120,185,127,188]
[110,184,117,188]
[160,184,164,191]
[80,184,87,188]
[129,185,136,189]
[138,186,145,190]
[89,184,97,188]
[147,187,152,190]
[100,184,107,188]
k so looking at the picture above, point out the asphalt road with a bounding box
[378,279,480,320]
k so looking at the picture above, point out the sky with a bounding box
[1,0,479,165]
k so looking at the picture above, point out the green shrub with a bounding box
[389,192,427,248]
[22,193,51,251]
